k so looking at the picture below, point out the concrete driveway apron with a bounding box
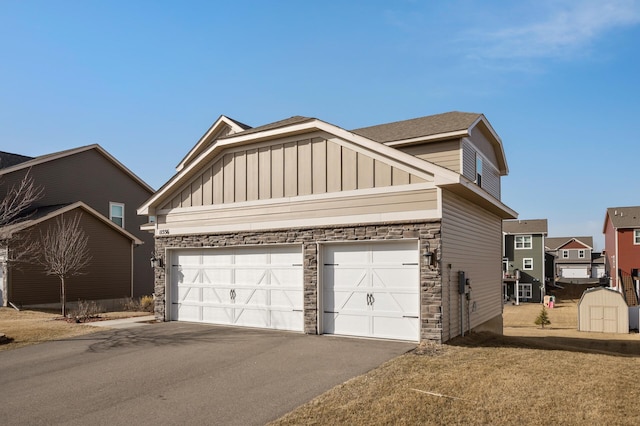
[0,322,415,425]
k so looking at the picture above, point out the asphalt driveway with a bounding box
[0,322,415,425]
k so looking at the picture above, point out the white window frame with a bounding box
[518,284,532,299]
[562,250,569,258]
[523,258,533,270]
[515,235,532,250]
[475,154,483,187]
[110,202,125,227]
[635,229,640,245]
[578,250,585,258]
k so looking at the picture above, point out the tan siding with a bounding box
[357,153,374,189]
[271,144,284,198]
[234,151,247,202]
[284,142,298,197]
[374,160,391,187]
[392,167,410,185]
[312,139,327,194]
[213,159,224,204]
[441,190,503,341]
[163,188,438,229]
[342,146,357,191]
[202,167,213,205]
[246,149,259,201]
[327,141,342,192]
[398,140,461,173]
[160,136,437,211]
[298,139,312,196]
[258,147,271,199]
[470,126,498,166]
[223,154,234,203]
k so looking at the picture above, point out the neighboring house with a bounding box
[603,206,640,306]
[502,219,547,303]
[138,111,517,343]
[545,236,595,281]
[0,145,155,309]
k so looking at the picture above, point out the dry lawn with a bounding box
[0,308,149,352]
[271,298,640,425]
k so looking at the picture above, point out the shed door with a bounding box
[322,241,420,341]
[589,306,618,333]
[170,246,303,331]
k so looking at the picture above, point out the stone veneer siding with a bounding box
[153,220,443,342]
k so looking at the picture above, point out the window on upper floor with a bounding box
[475,154,483,187]
[562,250,569,258]
[110,202,124,227]
[523,258,533,270]
[515,235,532,249]
[635,229,640,245]
[578,250,585,258]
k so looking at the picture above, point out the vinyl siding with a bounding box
[8,209,133,305]
[161,136,430,210]
[0,148,154,297]
[462,139,500,199]
[441,190,503,340]
[397,140,461,173]
[159,188,438,231]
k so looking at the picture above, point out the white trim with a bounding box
[523,258,533,270]
[515,235,532,250]
[155,209,441,237]
[634,229,640,245]
[109,202,125,228]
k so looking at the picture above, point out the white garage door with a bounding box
[561,267,589,278]
[170,246,303,331]
[322,241,420,341]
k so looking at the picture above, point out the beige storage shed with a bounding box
[578,287,629,333]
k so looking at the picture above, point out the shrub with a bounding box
[69,300,104,323]
[121,296,154,312]
[140,295,154,312]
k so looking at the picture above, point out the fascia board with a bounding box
[139,119,464,214]
[383,130,469,147]
[7,201,143,244]
[439,176,518,219]
[175,115,248,172]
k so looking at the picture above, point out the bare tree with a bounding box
[38,213,91,316]
[0,170,43,226]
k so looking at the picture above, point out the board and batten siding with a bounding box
[440,190,503,341]
[397,140,461,173]
[462,139,500,199]
[162,136,429,210]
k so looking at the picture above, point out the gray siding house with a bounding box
[546,236,594,281]
[503,219,547,303]
[139,112,517,343]
[0,145,155,308]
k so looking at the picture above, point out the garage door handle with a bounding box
[324,311,337,313]
[292,309,303,312]
[403,315,419,319]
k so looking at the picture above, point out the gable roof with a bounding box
[139,113,517,220]
[0,151,34,169]
[503,219,548,234]
[176,115,251,172]
[0,201,143,244]
[604,206,640,231]
[0,144,153,193]
[352,111,508,174]
[545,236,594,251]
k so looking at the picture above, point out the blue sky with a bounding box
[2,0,639,250]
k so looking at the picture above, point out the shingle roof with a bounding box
[503,219,548,234]
[545,236,594,250]
[0,151,34,169]
[221,116,314,138]
[351,111,482,143]
[607,206,640,228]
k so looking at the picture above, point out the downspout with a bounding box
[130,242,134,298]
